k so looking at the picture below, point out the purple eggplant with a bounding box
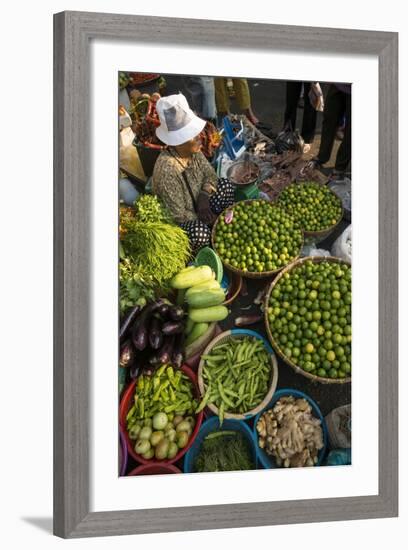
[158,335,175,364]
[132,326,148,351]
[162,321,184,336]
[149,353,161,366]
[130,363,141,380]
[168,305,185,321]
[119,340,135,368]
[172,332,185,368]
[157,302,171,317]
[131,299,167,351]
[119,304,142,342]
[234,314,263,327]
[149,317,163,350]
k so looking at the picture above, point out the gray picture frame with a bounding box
[53,10,398,539]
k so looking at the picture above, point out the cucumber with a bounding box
[171,265,214,289]
[176,289,186,306]
[179,265,196,274]
[186,289,225,309]
[185,323,209,346]
[188,305,229,323]
[184,317,195,335]
[185,279,221,299]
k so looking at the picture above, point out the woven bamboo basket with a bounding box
[264,256,351,385]
[275,183,344,243]
[211,199,304,279]
[197,329,279,420]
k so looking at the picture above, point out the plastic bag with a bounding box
[325,404,351,449]
[119,178,140,206]
[119,127,135,148]
[301,244,331,258]
[331,225,352,263]
[325,449,351,466]
[274,126,304,154]
[308,82,324,112]
[218,152,235,179]
[329,178,351,220]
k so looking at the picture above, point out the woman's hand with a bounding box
[197,191,216,225]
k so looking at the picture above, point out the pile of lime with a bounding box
[277,182,343,232]
[267,259,351,379]
[213,200,303,274]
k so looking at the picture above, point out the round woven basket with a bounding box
[276,184,344,244]
[264,256,351,385]
[197,329,279,420]
[222,269,242,306]
[211,200,304,279]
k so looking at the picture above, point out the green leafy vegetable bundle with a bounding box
[119,195,191,313]
[194,431,255,472]
[122,221,190,287]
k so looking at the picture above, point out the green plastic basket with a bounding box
[194,247,223,283]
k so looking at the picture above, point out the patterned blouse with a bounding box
[152,149,218,223]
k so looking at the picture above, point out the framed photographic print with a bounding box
[53,11,398,538]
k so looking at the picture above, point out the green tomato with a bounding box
[152,412,168,431]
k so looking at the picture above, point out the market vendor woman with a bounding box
[152,94,234,251]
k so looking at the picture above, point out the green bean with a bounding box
[200,336,272,421]
[196,384,211,413]
[218,381,235,409]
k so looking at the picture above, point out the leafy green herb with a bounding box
[134,194,173,224]
[119,259,155,314]
[194,431,255,472]
[118,196,191,313]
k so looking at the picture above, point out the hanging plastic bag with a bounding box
[308,82,324,112]
[274,123,304,154]
[331,225,352,263]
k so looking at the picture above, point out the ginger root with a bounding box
[256,396,324,468]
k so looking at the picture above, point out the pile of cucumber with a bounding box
[170,266,229,347]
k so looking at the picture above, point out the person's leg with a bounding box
[214,78,230,115]
[209,178,235,214]
[283,81,302,131]
[199,77,217,121]
[316,85,344,165]
[334,92,351,172]
[232,78,259,125]
[179,220,211,252]
[232,78,250,110]
[181,76,204,116]
[301,82,317,144]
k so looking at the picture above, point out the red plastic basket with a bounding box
[119,365,203,465]
[128,463,181,476]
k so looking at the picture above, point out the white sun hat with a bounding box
[155,93,206,146]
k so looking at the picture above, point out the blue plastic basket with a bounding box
[183,416,257,473]
[253,388,328,469]
[220,271,230,292]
